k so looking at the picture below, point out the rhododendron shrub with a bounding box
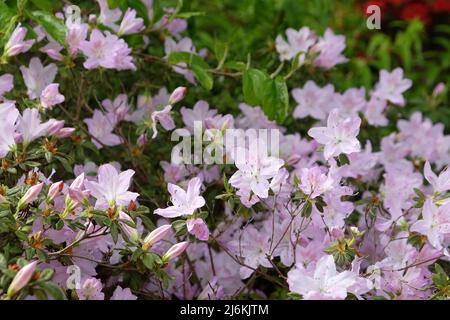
[0,0,449,301]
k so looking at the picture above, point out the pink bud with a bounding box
[54,127,75,138]
[163,241,189,261]
[432,82,445,98]
[46,119,65,135]
[137,133,148,146]
[168,87,187,105]
[142,225,173,250]
[186,218,209,241]
[18,183,43,210]
[119,211,139,242]
[7,260,39,297]
[47,181,64,202]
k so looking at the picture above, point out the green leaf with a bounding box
[243,68,268,106]
[174,11,205,19]
[261,76,289,122]
[27,10,67,44]
[141,252,155,269]
[30,0,54,11]
[168,51,209,69]
[191,64,213,91]
[40,282,66,300]
[110,222,119,244]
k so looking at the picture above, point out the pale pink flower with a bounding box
[20,58,58,99]
[39,41,64,61]
[151,105,175,138]
[424,161,450,194]
[187,218,209,241]
[411,199,450,250]
[84,163,139,209]
[292,81,335,120]
[364,96,388,127]
[79,29,135,71]
[118,9,145,36]
[40,84,65,110]
[154,177,205,218]
[312,29,348,69]
[0,103,19,158]
[97,0,122,31]
[102,94,130,124]
[66,23,89,56]
[372,68,412,106]
[77,277,104,300]
[287,255,356,300]
[334,87,366,115]
[308,108,361,160]
[4,23,34,57]
[229,139,284,199]
[298,167,334,198]
[84,110,122,149]
[236,103,279,130]
[111,286,137,300]
[275,27,316,64]
[180,100,217,132]
[0,74,14,97]
[16,108,54,145]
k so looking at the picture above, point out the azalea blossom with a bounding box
[0,74,14,97]
[84,110,122,149]
[79,29,136,71]
[229,139,284,199]
[16,108,54,145]
[20,58,58,99]
[77,277,104,300]
[151,105,176,138]
[97,0,122,31]
[118,9,145,36]
[423,161,450,194]
[154,177,205,218]
[84,163,139,209]
[3,23,34,57]
[372,68,412,106]
[292,81,335,120]
[298,166,334,198]
[0,103,19,158]
[308,108,361,160]
[40,84,65,110]
[287,255,356,300]
[186,218,209,241]
[411,199,450,250]
[312,29,348,69]
[275,27,316,64]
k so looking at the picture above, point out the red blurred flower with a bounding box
[400,2,431,24]
[431,0,450,13]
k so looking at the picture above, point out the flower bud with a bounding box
[168,87,187,105]
[47,181,64,203]
[17,183,43,210]
[7,260,38,297]
[432,82,445,98]
[54,127,75,138]
[142,225,172,250]
[119,211,139,243]
[162,241,189,262]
